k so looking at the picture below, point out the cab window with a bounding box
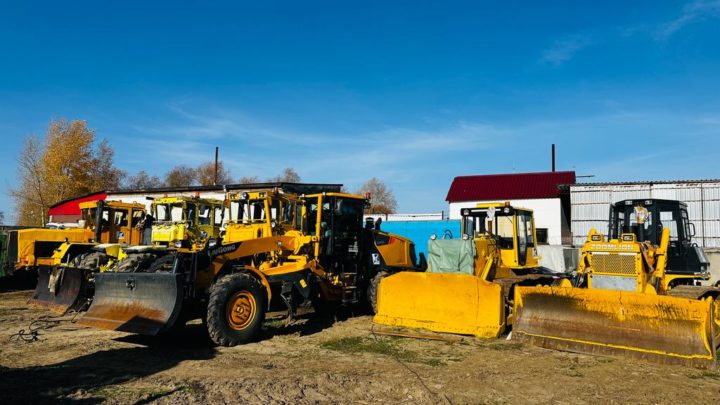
[198,204,211,225]
[214,207,224,225]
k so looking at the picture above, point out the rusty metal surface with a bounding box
[513,286,718,369]
[78,272,183,336]
[28,266,86,314]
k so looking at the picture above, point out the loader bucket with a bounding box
[29,266,88,314]
[513,286,719,368]
[373,272,505,338]
[78,272,184,336]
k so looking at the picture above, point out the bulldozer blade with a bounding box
[78,272,184,336]
[513,286,719,369]
[29,266,87,314]
[373,272,505,338]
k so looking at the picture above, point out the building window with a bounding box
[536,228,549,245]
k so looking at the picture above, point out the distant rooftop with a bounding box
[446,171,576,202]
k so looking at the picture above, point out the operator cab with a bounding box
[609,199,709,276]
[461,204,536,267]
[306,194,365,272]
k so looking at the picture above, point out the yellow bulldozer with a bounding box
[373,202,567,338]
[513,199,720,368]
[77,191,424,344]
[28,200,146,312]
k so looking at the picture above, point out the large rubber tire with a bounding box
[367,271,389,314]
[77,252,109,269]
[206,273,266,346]
[145,254,175,273]
[115,253,157,273]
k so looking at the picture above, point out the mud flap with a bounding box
[513,286,719,368]
[78,272,184,336]
[372,272,505,338]
[29,266,87,314]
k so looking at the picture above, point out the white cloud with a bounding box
[656,0,720,40]
[540,37,592,65]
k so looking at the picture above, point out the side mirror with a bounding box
[689,223,696,238]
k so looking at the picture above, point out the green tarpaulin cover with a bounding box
[427,238,476,275]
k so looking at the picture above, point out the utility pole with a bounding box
[213,146,219,186]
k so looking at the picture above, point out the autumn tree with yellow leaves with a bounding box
[11,119,124,226]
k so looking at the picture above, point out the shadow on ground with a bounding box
[0,325,217,404]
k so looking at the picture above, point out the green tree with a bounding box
[356,177,397,214]
[11,119,125,226]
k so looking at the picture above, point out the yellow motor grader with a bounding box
[513,199,719,368]
[6,200,144,276]
[35,195,225,314]
[29,200,146,312]
[373,202,567,338]
[77,191,424,344]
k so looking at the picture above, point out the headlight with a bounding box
[208,239,218,248]
[174,240,183,248]
[462,233,470,240]
[241,192,249,200]
[430,234,437,240]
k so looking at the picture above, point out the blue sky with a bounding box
[1,1,720,221]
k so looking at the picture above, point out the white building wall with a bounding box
[107,191,227,213]
[449,198,564,245]
[570,181,720,248]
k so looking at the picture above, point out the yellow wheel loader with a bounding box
[373,202,567,338]
[513,199,719,368]
[77,192,424,344]
[29,200,146,313]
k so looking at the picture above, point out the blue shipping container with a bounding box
[378,220,461,261]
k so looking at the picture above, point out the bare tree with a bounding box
[356,177,397,214]
[268,167,301,183]
[196,161,232,186]
[238,175,261,184]
[89,139,126,191]
[125,171,163,189]
[165,165,197,187]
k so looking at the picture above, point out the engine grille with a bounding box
[591,253,636,275]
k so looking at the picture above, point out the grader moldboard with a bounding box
[78,190,424,345]
[373,202,569,338]
[28,200,146,313]
[513,199,720,368]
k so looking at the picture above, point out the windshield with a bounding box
[463,210,516,249]
[155,203,185,223]
[229,199,267,223]
[81,208,96,228]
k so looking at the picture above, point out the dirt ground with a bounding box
[1,290,719,404]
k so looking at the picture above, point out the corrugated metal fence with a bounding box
[570,182,720,248]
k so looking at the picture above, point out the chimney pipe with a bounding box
[551,144,556,172]
[213,145,219,186]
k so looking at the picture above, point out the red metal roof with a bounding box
[446,171,575,202]
[48,192,107,216]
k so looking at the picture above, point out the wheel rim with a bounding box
[226,291,256,330]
